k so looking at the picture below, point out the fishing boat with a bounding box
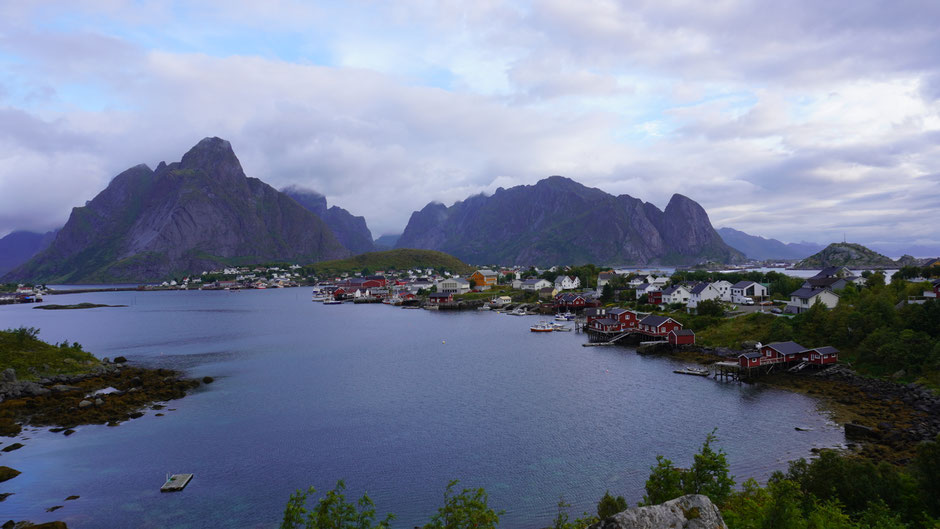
[509,308,527,316]
[554,311,575,321]
[551,322,572,332]
[530,321,554,332]
[673,366,710,377]
[323,299,343,305]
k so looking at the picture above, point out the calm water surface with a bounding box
[0,289,844,528]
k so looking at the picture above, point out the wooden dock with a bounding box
[161,473,193,492]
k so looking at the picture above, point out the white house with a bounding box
[597,271,617,288]
[688,282,722,308]
[520,278,552,291]
[711,280,734,302]
[438,277,470,295]
[650,276,669,287]
[554,275,581,290]
[628,276,646,288]
[662,284,692,305]
[634,283,657,300]
[786,287,840,314]
[731,281,768,303]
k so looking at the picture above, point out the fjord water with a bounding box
[0,289,843,528]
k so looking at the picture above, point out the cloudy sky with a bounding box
[2,1,939,255]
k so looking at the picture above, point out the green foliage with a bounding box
[643,430,734,507]
[600,284,614,303]
[911,434,940,517]
[643,455,684,506]
[423,480,503,529]
[279,480,393,529]
[696,299,725,317]
[0,327,99,380]
[552,498,597,529]
[596,490,627,519]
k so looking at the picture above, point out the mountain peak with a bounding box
[179,137,243,179]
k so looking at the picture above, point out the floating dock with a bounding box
[161,473,193,492]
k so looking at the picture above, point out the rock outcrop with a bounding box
[282,186,375,255]
[588,494,727,529]
[2,138,349,283]
[396,176,743,266]
[794,243,897,269]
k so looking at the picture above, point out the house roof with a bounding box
[689,283,711,295]
[805,277,844,289]
[639,315,674,327]
[732,280,756,289]
[608,308,632,315]
[636,283,651,290]
[474,269,498,277]
[539,287,555,293]
[598,271,616,279]
[811,346,839,355]
[765,341,807,356]
[670,329,695,336]
[593,318,619,326]
[739,351,763,359]
[790,287,837,299]
[522,278,545,285]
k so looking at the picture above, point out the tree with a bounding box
[423,480,503,529]
[469,278,478,290]
[600,283,614,303]
[682,429,735,506]
[642,455,684,505]
[280,480,393,529]
[696,299,724,317]
[596,490,627,519]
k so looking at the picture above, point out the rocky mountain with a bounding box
[281,186,375,255]
[717,227,824,260]
[3,138,349,283]
[373,234,401,251]
[794,243,897,269]
[0,229,58,277]
[396,176,744,266]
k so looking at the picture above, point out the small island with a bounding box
[33,303,127,310]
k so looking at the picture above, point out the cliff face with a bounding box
[282,187,375,255]
[3,138,349,283]
[396,176,743,266]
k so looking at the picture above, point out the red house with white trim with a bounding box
[759,341,808,364]
[637,315,682,337]
[668,329,695,345]
[805,346,839,365]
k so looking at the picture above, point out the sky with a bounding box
[1,1,939,256]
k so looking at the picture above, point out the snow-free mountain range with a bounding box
[0,137,903,283]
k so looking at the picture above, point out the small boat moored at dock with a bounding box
[673,366,710,377]
[530,321,555,332]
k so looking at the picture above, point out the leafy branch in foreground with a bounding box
[280,480,393,529]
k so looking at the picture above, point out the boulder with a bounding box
[1,369,15,383]
[78,400,92,409]
[588,494,727,529]
[845,422,880,440]
[113,356,127,364]
[50,385,82,394]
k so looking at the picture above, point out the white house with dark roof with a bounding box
[520,278,552,291]
[786,287,839,314]
[438,277,471,295]
[634,282,657,300]
[711,280,734,302]
[688,282,722,308]
[731,281,767,303]
[554,275,581,290]
[662,284,691,305]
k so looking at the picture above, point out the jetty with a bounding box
[161,473,194,492]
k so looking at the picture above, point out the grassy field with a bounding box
[0,328,100,380]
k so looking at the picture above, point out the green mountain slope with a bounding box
[794,243,897,269]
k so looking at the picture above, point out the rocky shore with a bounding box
[646,344,940,464]
[0,359,205,437]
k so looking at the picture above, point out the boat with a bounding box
[673,366,710,376]
[551,322,572,332]
[530,321,554,332]
[323,299,343,305]
[509,308,527,316]
[476,305,491,311]
[554,312,575,321]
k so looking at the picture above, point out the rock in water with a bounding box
[588,494,727,529]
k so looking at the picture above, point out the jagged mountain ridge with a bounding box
[281,187,375,255]
[3,138,349,283]
[717,227,825,260]
[0,229,58,277]
[396,176,743,266]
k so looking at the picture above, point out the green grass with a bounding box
[692,312,778,349]
[0,328,100,380]
[309,249,473,276]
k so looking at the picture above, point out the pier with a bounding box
[161,473,193,492]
